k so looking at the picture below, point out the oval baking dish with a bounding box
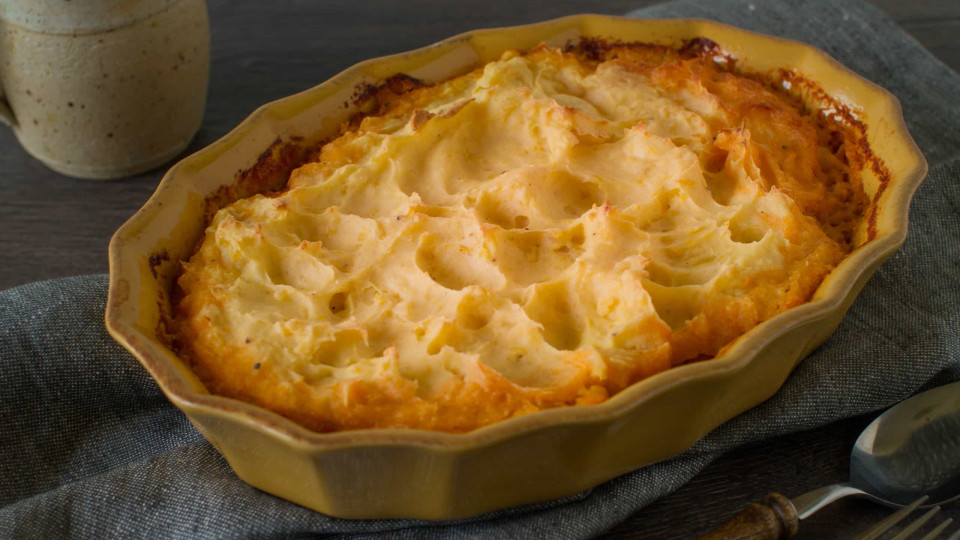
[106,14,926,520]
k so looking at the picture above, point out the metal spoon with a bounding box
[695,380,960,539]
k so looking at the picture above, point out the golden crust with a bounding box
[173,40,866,433]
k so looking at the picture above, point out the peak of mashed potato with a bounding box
[175,43,863,432]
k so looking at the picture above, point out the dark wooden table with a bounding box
[1,1,957,538]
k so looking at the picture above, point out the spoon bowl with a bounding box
[848,380,960,508]
[697,381,960,538]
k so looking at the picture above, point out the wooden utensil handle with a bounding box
[693,493,799,540]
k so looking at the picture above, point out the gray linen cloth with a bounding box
[2,0,958,537]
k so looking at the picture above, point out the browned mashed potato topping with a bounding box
[173,40,869,433]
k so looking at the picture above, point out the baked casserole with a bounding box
[172,39,873,433]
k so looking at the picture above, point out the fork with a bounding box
[853,496,959,540]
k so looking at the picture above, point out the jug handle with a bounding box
[0,79,17,128]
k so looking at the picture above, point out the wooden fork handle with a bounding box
[693,493,800,540]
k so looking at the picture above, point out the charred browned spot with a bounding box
[351,82,379,108]
[149,249,180,358]
[565,37,732,69]
[410,109,434,131]
[566,37,665,62]
[155,294,178,350]
[865,149,891,242]
[678,37,729,64]
[345,74,433,131]
[352,73,426,109]
[776,69,890,242]
[383,73,424,95]
[565,36,614,61]
[777,70,867,132]
[342,110,368,133]
[148,249,177,349]
[148,249,171,279]
[202,136,314,224]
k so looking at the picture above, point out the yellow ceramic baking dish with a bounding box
[105,15,926,520]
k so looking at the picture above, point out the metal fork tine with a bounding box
[853,496,928,540]
[917,518,953,540]
[887,507,940,540]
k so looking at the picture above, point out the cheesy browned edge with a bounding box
[171,39,869,433]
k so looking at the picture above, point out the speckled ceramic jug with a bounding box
[0,0,209,180]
